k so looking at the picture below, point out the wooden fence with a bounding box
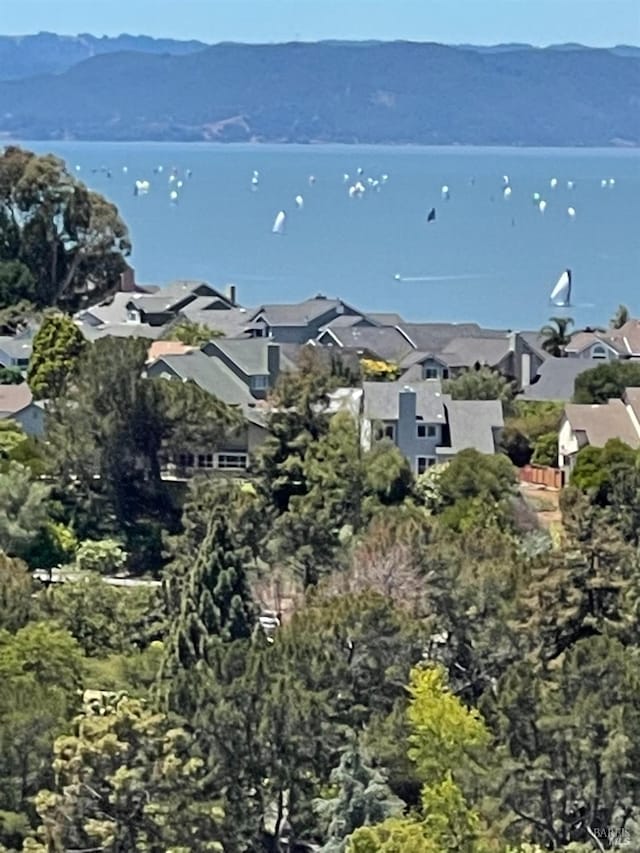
[519,464,565,490]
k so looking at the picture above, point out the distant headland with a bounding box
[0,34,638,146]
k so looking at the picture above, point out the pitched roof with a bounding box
[250,297,359,327]
[564,399,640,449]
[607,319,640,355]
[396,322,507,352]
[623,387,640,419]
[439,335,512,368]
[177,307,253,338]
[366,312,406,325]
[520,358,593,402]
[0,335,33,360]
[79,323,166,341]
[147,341,195,361]
[318,327,413,362]
[518,330,548,360]
[320,314,373,329]
[564,330,624,355]
[0,383,33,416]
[443,398,504,454]
[77,292,136,326]
[206,339,295,375]
[149,351,255,407]
[363,380,446,422]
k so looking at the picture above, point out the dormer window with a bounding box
[591,345,607,359]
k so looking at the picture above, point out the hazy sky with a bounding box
[4,0,639,46]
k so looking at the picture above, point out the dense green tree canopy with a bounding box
[26,314,86,399]
[443,366,514,410]
[573,360,640,403]
[0,146,130,312]
[47,336,241,568]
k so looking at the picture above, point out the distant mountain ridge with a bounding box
[0,38,638,146]
[0,31,207,80]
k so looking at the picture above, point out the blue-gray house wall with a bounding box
[395,389,442,473]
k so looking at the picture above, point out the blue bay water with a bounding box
[26,141,640,330]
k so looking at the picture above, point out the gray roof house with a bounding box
[558,388,640,471]
[316,325,414,363]
[0,334,34,369]
[200,339,295,399]
[76,281,237,332]
[146,348,271,478]
[360,380,504,474]
[393,328,543,389]
[0,384,45,437]
[246,296,365,343]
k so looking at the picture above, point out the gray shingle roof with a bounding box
[439,336,511,368]
[205,339,295,376]
[78,323,167,341]
[250,297,358,327]
[0,336,33,361]
[319,327,414,362]
[363,380,446,421]
[564,399,640,449]
[148,351,255,407]
[397,322,507,352]
[520,358,593,402]
[442,398,504,454]
[176,306,253,338]
[366,312,405,325]
[320,315,373,329]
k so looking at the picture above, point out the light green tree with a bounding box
[26,314,86,399]
[28,694,224,853]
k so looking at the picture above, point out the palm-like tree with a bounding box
[610,304,630,329]
[540,316,574,357]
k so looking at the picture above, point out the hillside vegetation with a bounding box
[0,41,637,144]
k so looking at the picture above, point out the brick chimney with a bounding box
[119,264,135,292]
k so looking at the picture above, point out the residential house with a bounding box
[558,387,640,471]
[76,281,238,334]
[315,325,414,364]
[396,327,543,388]
[0,334,33,370]
[563,330,624,361]
[0,384,45,437]
[360,380,504,474]
[146,340,293,474]
[246,295,365,342]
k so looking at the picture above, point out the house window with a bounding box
[591,345,607,359]
[417,456,437,474]
[197,453,214,469]
[427,425,437,438]
[384,424,395,440]
[424,367,439,380]
[417,423,426,438]
[216,453,249,470]
[250,375,269,390]
[442,368,450,379]
[16,358,29,367]
[178,453,195,468]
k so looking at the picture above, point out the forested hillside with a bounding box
[0,41,637,144]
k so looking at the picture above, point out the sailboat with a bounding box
[272,210,286,235]
[427,207,436,223]
[549,269,572,307]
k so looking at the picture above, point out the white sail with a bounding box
[295,195,304,209]
[272,210,286,234]
[550,270,572,306]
